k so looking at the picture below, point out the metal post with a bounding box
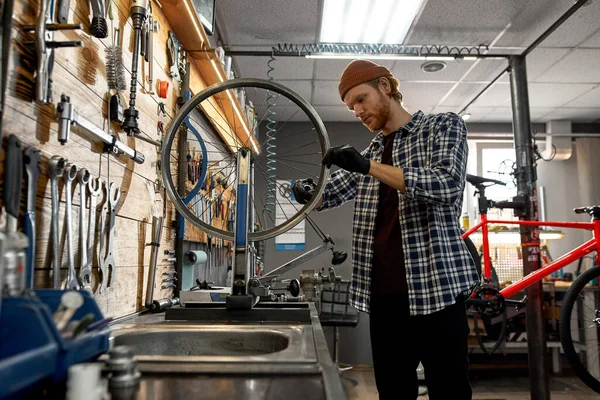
[509,55,550,400]
[174,123,187,298]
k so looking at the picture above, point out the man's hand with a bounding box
[291,178,316,205]
[322,145,370,175]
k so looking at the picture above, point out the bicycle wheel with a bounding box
[161,78,330,242]
[560,265,600,393]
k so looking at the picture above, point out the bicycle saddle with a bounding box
[466,174,505,187]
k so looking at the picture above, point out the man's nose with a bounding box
[354,106,363,118]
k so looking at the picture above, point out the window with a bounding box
[481,147,517,202]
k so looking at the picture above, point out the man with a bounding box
[292,60,479,399]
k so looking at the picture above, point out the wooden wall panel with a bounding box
[4,0,215,317]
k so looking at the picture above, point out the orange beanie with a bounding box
[338,60,393,101]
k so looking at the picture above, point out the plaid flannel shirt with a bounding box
[318,110,479,315]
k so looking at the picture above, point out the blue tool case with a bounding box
[0,289,110,399]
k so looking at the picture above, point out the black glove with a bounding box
[322,145,370,175]
[291,178,316,205]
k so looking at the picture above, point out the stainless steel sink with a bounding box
[108,324,319,374]
[112,327,289,356]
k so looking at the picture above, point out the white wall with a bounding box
[536,144,586,275]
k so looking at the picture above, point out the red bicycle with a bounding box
[462,174,600,393]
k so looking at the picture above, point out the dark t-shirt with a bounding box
[371,132,408,295]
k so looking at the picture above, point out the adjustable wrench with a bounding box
[77,168,92,292]
[63,163,80,290]
[87,177,102,281]
[97,181,109,293]
[101,183,120,288]
[48,156,67,289]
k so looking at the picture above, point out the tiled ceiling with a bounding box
[216,0,600,124]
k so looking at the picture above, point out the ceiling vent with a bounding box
[421,61,446,73]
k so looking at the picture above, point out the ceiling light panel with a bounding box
[320,0,425,44]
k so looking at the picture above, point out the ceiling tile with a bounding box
[535,49,600,83]
[581,29,600,48]
[528,83,596,107]
[405,0,524,45]
[564,84,600,108]
[483,107,513,123]
[218,0,319,45]
[494,0,571,47]
[390,59,473,82]
[399,82,455,107]
[463,60,508,83]
[525,48,572,82]
[313,81,345,106]
[498,48,571,83]
[470,82,511,107]
[314,59,395,80]
[235,56,315,80]
[543,108,600,122]
[535,0,600,47]
[439,83,489,108]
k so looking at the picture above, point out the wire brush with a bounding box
[105,2,126,92]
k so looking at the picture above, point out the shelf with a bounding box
[468,229,565,240]
[159,0,259,154]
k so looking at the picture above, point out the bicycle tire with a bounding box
[559,265,600,394]
[464,235,508,354]
[464,236,480,272]
[161,78,330,242]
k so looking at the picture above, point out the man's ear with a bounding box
[379,77,392,95]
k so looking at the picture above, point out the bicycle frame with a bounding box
[462,214,600,299]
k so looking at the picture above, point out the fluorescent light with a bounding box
[320,0,425,44]
[183,0,205,48]
[461,113,471,121]
[305,54,455,61]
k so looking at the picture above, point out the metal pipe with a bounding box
[145,216,164,308]
[135,134,161,147]
[509,54,550,400]
[223,50,509,59]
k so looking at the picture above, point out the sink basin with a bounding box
[112,328,289,356]
[108,324,319,374]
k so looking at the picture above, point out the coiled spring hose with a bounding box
[263,51,278,221]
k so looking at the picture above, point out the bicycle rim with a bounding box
[560,265,600,393]
[161,78,330,242]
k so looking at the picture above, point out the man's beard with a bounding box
[363,94,390,132]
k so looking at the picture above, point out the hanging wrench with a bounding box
[48,156,67,288]
[97,181,109,293]
[63,163,79,290]
[101,183,120,288]
[77,168,92,292]
[87,177,102,285]
[23,147,41,289]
